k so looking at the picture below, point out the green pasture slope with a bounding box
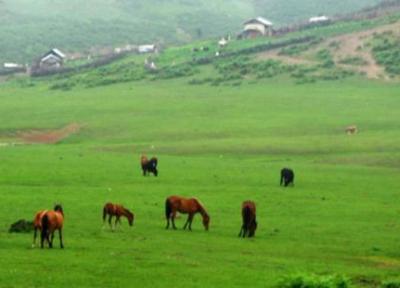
[0,74,399,287]
[0,0,381,64]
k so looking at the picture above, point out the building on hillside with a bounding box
[239,17,274,39]
[3,63,23,69]
[138,44,157,54]
[309,15,330,25]
[39,48,66,68]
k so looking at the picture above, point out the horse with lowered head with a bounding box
[165,195,210,231]
[238,201,257,238]
[32,204,64,249]
[103,202,134,230]
[141,155,158,176]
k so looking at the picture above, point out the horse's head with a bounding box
[141,155,148,164]
[127,211,134,226]
[202,214,210,231]
[54,204,64,215]
[249,220,257,237]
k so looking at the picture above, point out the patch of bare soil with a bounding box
[317,22,400,79]
[19,123,81,144]
[256,21,400,80]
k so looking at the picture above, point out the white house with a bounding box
[138,44,156,54]
[309,16,330,24]
[39,48,66,68]
[242,17,274,38]
[3,63,23,69]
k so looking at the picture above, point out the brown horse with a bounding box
[33,204,65,248]
[238,201,257,238]
[345,125,358,135]
[165,195,210,231]
[140,155,158,176]
[102,202,134,230]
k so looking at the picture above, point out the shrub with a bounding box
[338,56,368,66]
[381,279,400,288]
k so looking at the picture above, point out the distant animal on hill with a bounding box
[9,219,34,233]
[238,201,257,238]
[141,155,158,176]
[165,195,210,231]
[32,204,64,249]
[103,202,134,230]
[345,125,358,135]
[280,168,295,187]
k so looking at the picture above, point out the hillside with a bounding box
[31,9,400,93]
[0,0,382,64]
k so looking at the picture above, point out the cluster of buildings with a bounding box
[239,15,330,39]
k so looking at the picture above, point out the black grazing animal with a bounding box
[141,155,158,176]
[280,168,294,187]
[238,201,257,238]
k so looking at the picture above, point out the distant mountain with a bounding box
[0,0,381,64]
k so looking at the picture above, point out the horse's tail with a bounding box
[280,169,284,186]
[41,213,50,242]
[243,206,252,225]
[165,198,172,219]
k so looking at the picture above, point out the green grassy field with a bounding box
[0,75,399,287]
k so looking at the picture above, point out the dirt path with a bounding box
[19,123,81,144]
[256,21,400,80]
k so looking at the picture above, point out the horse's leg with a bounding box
[166,215,170,229]
[59,228,64,249]
[183,215,190,230]
[108,215,113,229]
[243,225,248,238]
[40,231,45,248]
[171,212,177,230]
[49,232,54,248]
[188,214,194,231]
[32,227,37,248]
[114,216,119,230]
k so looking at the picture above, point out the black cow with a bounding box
[280,168,294,187]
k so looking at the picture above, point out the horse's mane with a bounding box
[122,207,134,218]
[193,198,209,218]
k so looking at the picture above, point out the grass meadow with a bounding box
[0,77,399,287]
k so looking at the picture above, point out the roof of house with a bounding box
[244,17,273,26]
[309,16,330,23]
[42,48,66,60]
[40,54,63,63]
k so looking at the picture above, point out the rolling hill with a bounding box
[0,0,382,64]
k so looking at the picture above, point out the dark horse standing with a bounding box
[238,201,257,238]
[141,155,158,176]
[280,168,294,187]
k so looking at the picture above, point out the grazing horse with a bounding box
[280,168,295,187]
[34,204,64,249]
[165,195,210,231]
[141,155,158,176]
[345,125,358,135]
[32,205,64,248]
[102,202,134,230]
[238,201,257,238]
